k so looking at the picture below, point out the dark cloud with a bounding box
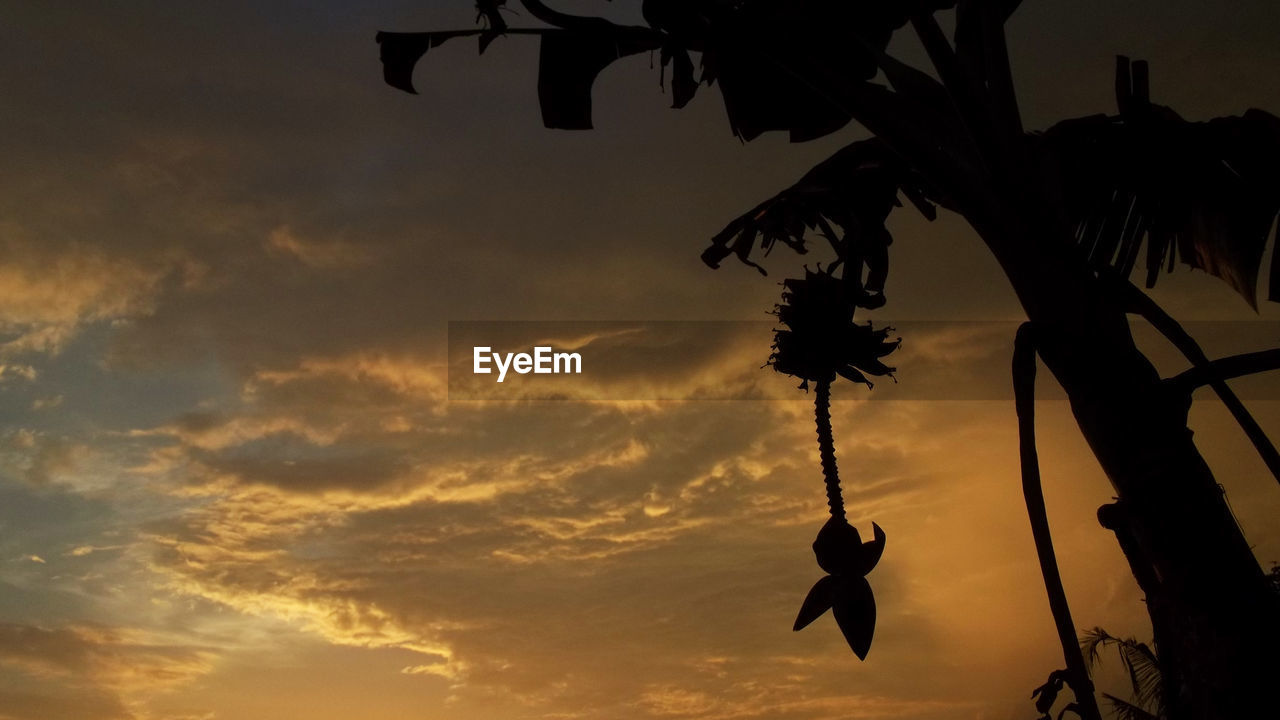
[0,622,214,719]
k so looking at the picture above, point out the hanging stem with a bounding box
[814,377,846,522]
[1013,323,1103,720]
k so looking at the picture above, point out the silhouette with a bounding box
[770,268,893,659]
[376,3,1280,718]
[1017,324,1103,720]
[1081,627,1165,720]
[1031,669,1085,720]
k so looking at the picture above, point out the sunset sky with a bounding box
[2,2,1280,719]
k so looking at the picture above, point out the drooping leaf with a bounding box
[658,44,698,109]
[793,575,837,631]
[701,224,765,276]
[1037,59,1280,309]
[831,576,876,660]
[1117,639,1162,712]
[1080,626,1111,669]
[538,29,664,129]
[703,138,940,308]
[381,2,969,145]
[1031,671,1067,714]
[377,17,663,131]
[376,31,480,94]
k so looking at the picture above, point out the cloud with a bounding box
[0,235,172,358]
[65,545,126,558]
[31,394,64,410]
[13,434,85,487]
[0,688,131,720]
[0,622,215,718]
[265,225,372,269]
[124,377,1074,717]
[2,307,1176,720]
[636,683,964,720]
[0,363,38,383]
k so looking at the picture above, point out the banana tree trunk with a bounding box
[1055,345,1277,720]
[984,213,1280,719]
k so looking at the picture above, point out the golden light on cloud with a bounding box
[0,237,169,356]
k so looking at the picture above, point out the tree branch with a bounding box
[1118,281,1280,488]
[518,0,616,31]
[1168,348,1280,391]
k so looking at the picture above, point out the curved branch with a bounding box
[1014,323,1103,720]
[1118,280,1280,488]
[518,0,617,31]
[1168,348,1280,391]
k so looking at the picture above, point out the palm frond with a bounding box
[1080,626,1118,671]
[1118,640,1162,712]
[1102,693,1159,720]
[1079,627,1165,718]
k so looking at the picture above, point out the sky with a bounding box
[1,1,1280,719]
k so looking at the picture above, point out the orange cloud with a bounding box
[0,234,172,357]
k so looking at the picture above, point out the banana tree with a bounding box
[375,2,1280,717]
